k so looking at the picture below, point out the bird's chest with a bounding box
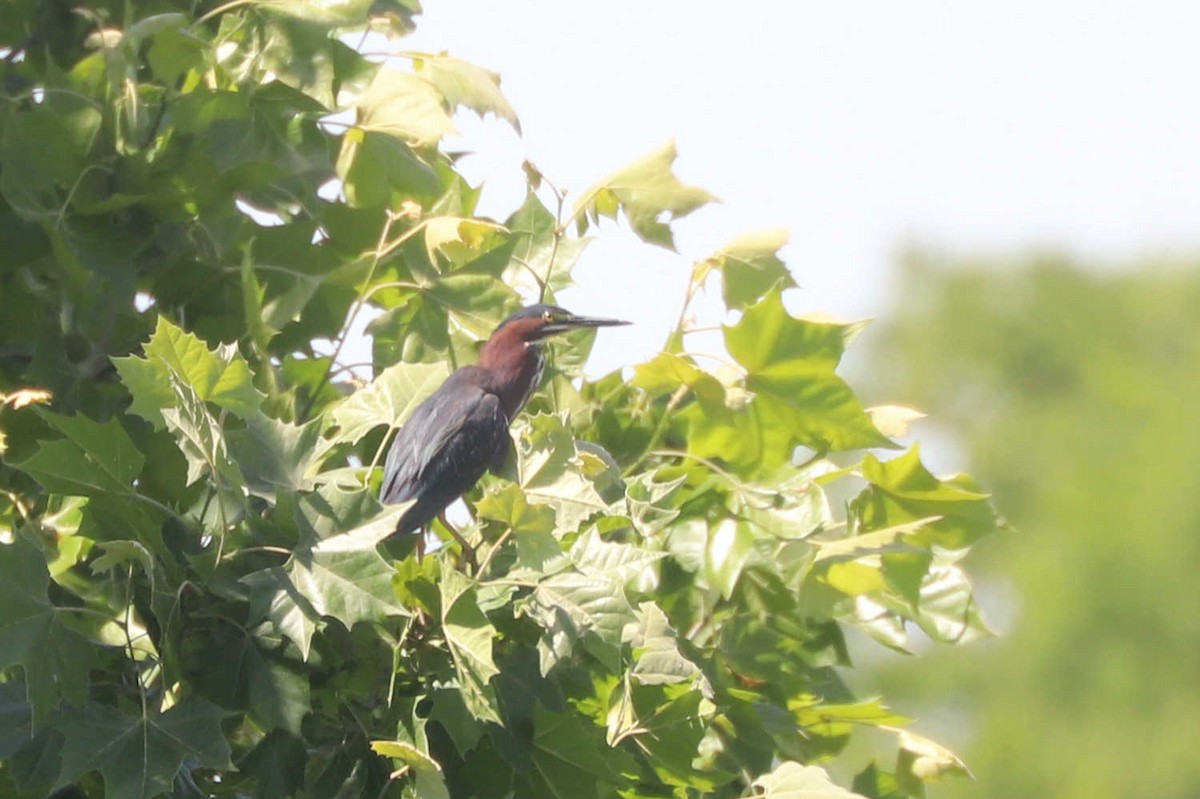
[493,344,544,419]
[513,345,544,415]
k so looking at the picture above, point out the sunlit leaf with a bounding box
[695,228,796,310]
[410,52,521,131]
[573,141,716,249]
[329,361,449,444]
[114,317,265,429]
[751,761,867,799]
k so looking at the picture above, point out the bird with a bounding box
[379,304,629,557]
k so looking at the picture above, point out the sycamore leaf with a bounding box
[526,704,632,798]
[694,228,796,310]
[723,288,896,454]
[625,602,703,687]
[15,411,143,497]
[409,52,521,131]
[439,569,501,721]
[625,470,686,537]
[336,128,440,208]
[113,316,264,429]
[503,191,591,296]
[356,68,454,147]
[329,361,449,445]
[54,698,232,799]
[706,518,754,599]
[516,415,615,533]
[572,141,716,250]
[522,568,636,674]
[752,761,867,799]
[569,527,666,586]
[911,563,992,644]
[423,216,508,266]
[857,446,1004,549]
[0,535,95,724]
[227,412,322,497]
[243,506,409,659]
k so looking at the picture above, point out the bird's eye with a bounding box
[542,310,554,322]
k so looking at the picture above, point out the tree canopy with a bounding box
[864,252,1200,799]
[0,3,1004,797]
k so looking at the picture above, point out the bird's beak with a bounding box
[544,314,631,336]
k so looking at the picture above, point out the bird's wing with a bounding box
[379,370,509,506]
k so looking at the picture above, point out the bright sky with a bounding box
[397,2,1200,372]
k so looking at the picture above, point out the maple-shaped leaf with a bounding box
[54,698,232,799]
[573,141,715,250]
[243,506,410,659]
[0,535,95,724]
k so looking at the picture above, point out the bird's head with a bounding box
[492,304,630,343]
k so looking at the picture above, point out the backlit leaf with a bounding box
[573,141,716,249]
[410,52,521,131]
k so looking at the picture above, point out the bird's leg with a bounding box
[438,512,476,571]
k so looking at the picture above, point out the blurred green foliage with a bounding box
[865,251,1200,799]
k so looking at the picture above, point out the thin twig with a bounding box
[475,527,514,578]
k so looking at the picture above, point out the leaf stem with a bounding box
[475,527,514,578]
[622,384,690,477]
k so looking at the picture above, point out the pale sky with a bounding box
[398,2,1200,376]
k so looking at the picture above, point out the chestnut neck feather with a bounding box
[477,320,546,420]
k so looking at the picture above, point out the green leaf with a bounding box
[440,569,501,722]
[329,361,450,445]
[857,446,1004,549]
[573,141,716,249]
[336,129,440,208]
[625,470,686,537]
[705,518,754,599]
[162,378,247,508]
[526,704,631,798]
[244,506,410,659]
[356,68,454,147]
[522,568,636,673]
[612,682,719,790]
[410,52,521,132]
[909,563,992,644]
[569,527,666,586]
[504,191,591,296]
[516,414,617,533]
[723,288,896,453]
[114,316,265,429]
[238,731,307,799]
[14,411,143,497]
[789,697,910,739]
[423,216,508,267]
[226,412,323,496]
[752,761,868,799]
[0,535,95,724]
[54,698,232,799]
[696,228,796,311]
[626,602,702,686]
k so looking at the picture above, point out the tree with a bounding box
[0,4,1004,797]
[863,252,1200,799]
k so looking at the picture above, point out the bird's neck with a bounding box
[478,339,545,419]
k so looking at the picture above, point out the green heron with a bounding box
[380,304,629,554]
